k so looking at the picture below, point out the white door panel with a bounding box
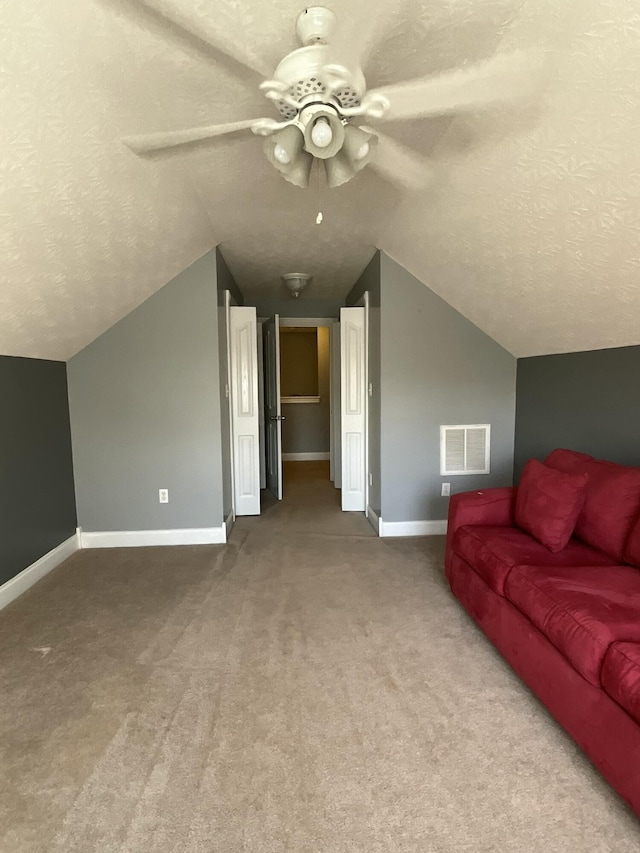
[331,322,341,487]
[340,308,366,511]
[230,307,260,515]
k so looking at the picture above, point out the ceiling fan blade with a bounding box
[364,129,433,191]
[122,118,268,154]
[329,3,398,71]
[130,0,271,78]
[366,51,546,122]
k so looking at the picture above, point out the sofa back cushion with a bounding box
[515,459,588,552]
[545,449,640,562]
[623,516,640,568]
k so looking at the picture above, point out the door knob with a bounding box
[270,415,286,421]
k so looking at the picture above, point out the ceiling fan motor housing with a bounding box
[268,45,366,121]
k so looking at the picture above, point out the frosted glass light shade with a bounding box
[281,273,312,298]
[324,125,378,188]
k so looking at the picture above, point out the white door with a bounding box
[264,314,283,500]
[340,307,366,511]
[229,307,260,516]
[331,322,342,488]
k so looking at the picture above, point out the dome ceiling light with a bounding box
[282,273,312,299]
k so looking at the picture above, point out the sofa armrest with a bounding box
[445,487,517,577]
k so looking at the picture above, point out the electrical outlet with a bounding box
[441,483,451,497]
[159,488,169,504]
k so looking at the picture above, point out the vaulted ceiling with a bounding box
[2,0,639,360]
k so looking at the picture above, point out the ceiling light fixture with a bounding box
[324,125,378,188]
[301,105,345,160]
[311,118,332,148]
[260,8,374,188]
[282,273,312,298]
[124,6,544,194]
[264,124,313,187]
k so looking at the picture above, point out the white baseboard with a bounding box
[282,452,330,461]
[0,534,79,611]
[80,526,227,548]
[366,505,381,536]
[224,511,234,540]
[379,519,448,538]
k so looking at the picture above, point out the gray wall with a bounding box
[216,247,244,307]
[68,250,225,532]
[281,327,331,455]
[379,254,517,523]
[346,251,381,515]
[0,357,77,584]
[216,249,243,521]
[515,345,640,479]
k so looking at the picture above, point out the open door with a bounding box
[330,322,342,488]
[340,307,366,511]
[264,314,283,500]
[229,307,260,516]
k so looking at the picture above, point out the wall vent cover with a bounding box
[440,424,491,475]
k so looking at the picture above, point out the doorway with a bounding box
[261,317,336,504]
[228,306,368,517]
[280,324,331,479]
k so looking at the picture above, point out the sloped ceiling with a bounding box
[2,0,639,360]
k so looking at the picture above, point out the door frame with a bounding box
[264,314,283,500]
[353,292,370,511]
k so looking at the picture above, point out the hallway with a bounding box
[255,460,374,538]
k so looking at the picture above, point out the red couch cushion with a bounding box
[602,642,640,725]
[544,449,594,470]
[623,515,640,569]
[504,564,640,685]
[515,459,588,552]
[545,449,640,561]
[454,525,616,596]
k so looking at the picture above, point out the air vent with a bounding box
[440,425,491,475]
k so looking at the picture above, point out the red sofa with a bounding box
[445,448,640,816]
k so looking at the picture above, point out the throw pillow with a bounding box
[516,459,588,553]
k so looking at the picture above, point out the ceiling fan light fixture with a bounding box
[302,106,345,159]
[282,273,312,298]
[356,141,370,160]
[273,143,292,165]
[264,125,313,187]
[311,118,333,148]
[324,125,378,188]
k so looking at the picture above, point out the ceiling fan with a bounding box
[122,4,543,191]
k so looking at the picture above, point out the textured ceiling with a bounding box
[1,0,639,360]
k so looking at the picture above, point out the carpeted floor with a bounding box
[1,463,639,851]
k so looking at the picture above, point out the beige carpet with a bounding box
[1,463,639,852]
